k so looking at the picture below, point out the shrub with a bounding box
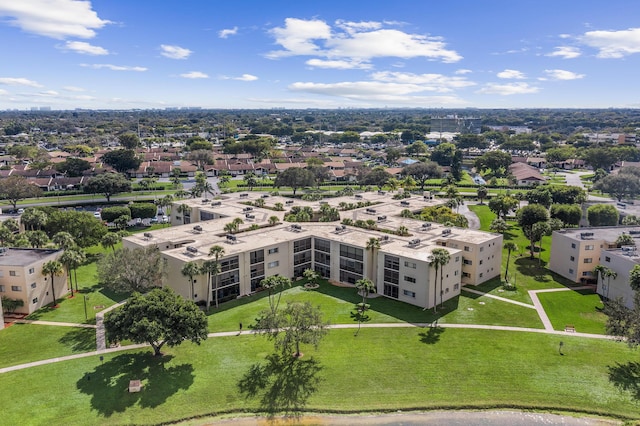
[101,206,131,223]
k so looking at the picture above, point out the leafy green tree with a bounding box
[616,233,635,247]
[42,260,63,308]
[488,194,519,219]
[20,208,48,231]
[256,301,328,358]
[604,265,640,350]
[587,204,619,227]
[85,173,132,202]
[100,206,131,223]
[385,147,402,165]
[550,204,582,227]
[400,161,442,191]
[26,230,49,248]
[489,218,509,234]
[454,134,488,150]
[594,174,640,201]
[104,288,208,356]
[0,175,42,210]
[96,246,165,293]
[517,204,549,258]
[405,140,427,155]
[526,187,552,209]
[129,202,156,219]
[474,151,512,177]
[1,296,24,313]
[102,149,142,173]
[100,232,122,252]
[118,133,140,149]
[54,157,92,177]
[52,231,76,250]
[243,172,258,191]
[581,147,619,171]
[476,186,488,205]
[360,167,392,190]
[45,210,107,247]
[274,168,316,195]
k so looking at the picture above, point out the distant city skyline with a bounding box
[1,0,640,110]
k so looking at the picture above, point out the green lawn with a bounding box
[0,328,638,425]
[0,323,96,368]
[538,289,607,334]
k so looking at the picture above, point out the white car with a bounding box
[93,212,102,219]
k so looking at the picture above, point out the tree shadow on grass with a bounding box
[58,327,96,352]
[418,326,445,344]
[237,352,323,417]
[608,361,640,400]
[76,353,194,416]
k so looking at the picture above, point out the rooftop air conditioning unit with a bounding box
[193,225,203,232]
[408,239,421,247]
[226,234,237,242]
[211,201,222,206]
[422,223,432,229]
[186,246,198,254]
[143,232,153,238]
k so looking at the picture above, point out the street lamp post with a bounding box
[83,295,89,320]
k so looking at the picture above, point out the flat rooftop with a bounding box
[556,226,640,244]
[0,248,60,266]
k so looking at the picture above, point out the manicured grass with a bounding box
[0,323,95,368]
[538,289,607,334]
[0,328,638,425]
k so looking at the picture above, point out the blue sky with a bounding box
[1,0,640,110]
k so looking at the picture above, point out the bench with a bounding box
[564,325,575,333]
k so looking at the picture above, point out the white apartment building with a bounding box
[124,192,503,310]
[549,227,640,308]
[0,248,68,315]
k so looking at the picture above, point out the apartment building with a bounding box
[549,227,640,308]
[0,248,67,315]
[125,192,502,310]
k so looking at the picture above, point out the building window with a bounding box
[571,243,576,249]
[11,286,21,291]
[479,260,483,265]
[32,297,38,304]
[570,256,575,261]
[404,276,416,283]
[479,273,483,278]
[585,245,594,250]
[402,290,416,298]
[383,269,399,285]
[30,282,36,289]
[314,238,331,253]
[0,285,4,292]
[9,271,16,277]
[384,255,400,270]
[464,246,470,252]
[605,256,611,262]
[268,261,279,268]
[455,256,460,262]
[454,270,458,276]
[462,272,470,278]
[584,258,593,264]
[315,252,330,266]
[340,244,363,261]
[383,283,399,298]
[29,267,35,274]
[454,284,459,290]
[293,238,312,253]
[404,261,416,269]
[569,268,574,274]
[582,271,593,277]
[479,247,484,252]
[250,250,264,264]
[463,259,472,265]
[268,247,279,255]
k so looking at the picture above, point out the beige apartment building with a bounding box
[0,248,68,315]
[124,192,502,310]
[549,227,640,308]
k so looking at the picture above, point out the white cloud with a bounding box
[63,85,85,92]
[267,18,461,63]
[0,77,43,87]
[219,26,238,38]
[80,64,147,71]
[160,44,192,60]
[455,69,472,75]
[497,69,526,79]
[0,89,8,95]
[180,71,208,79]
[580,27,640,58]
[306,58,372,70]
[62,40,108,55]
[546,46,581,59]
[477,82,539,95]
[220,74,258,81]
[266,18,332,58]
[541,69,585,80]
[0,0,111,39]
[370,71,475,92]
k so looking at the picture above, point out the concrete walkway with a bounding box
[528,286,594,331]
[457,201,480,230]
[14,319,96,329]
[95,301,127,351]
[462,287,536,309]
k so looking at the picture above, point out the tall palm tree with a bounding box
[594,265,617,298]
[365,237,380,281]
[177,203,191,224]
[26,230,49,248]
[429,248,451,312]
[52,232,76,250]
[223,222,235,234]
[42,260,63,308]
[21,208,48,231]
[181,261,201,301]
[503,242,518,281]
[231,217,244,233]
[101,232,122,252]
[67,248,86,293]
[208,245,226,309]
[354,278,376,336]
[59,250,77,297]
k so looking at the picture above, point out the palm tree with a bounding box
[354,278,376,335]
[101,233,122,252]
[181,261,201,301]
[429,248,451,312]
[52,232,76,250]
[503,242,518,281]
[231,217,244,233]
[397,226,409,236]
[594,265,617,299]
[59,250,77,297]
[365,237,380,281]
[386,177,400,192]
[268,216,279,226]
[177,203,191,224]
[26,230,49,248]
[201,260,219,310]
[208,245,225,309]
[223,222,235,234]
[42,260,63,308]
[67,248,86,293]
[303,268,319,286]
[244,172,258,191]
[21,208,48,231]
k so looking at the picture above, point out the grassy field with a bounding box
[538,289,607,334]
[0,328,638,425]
